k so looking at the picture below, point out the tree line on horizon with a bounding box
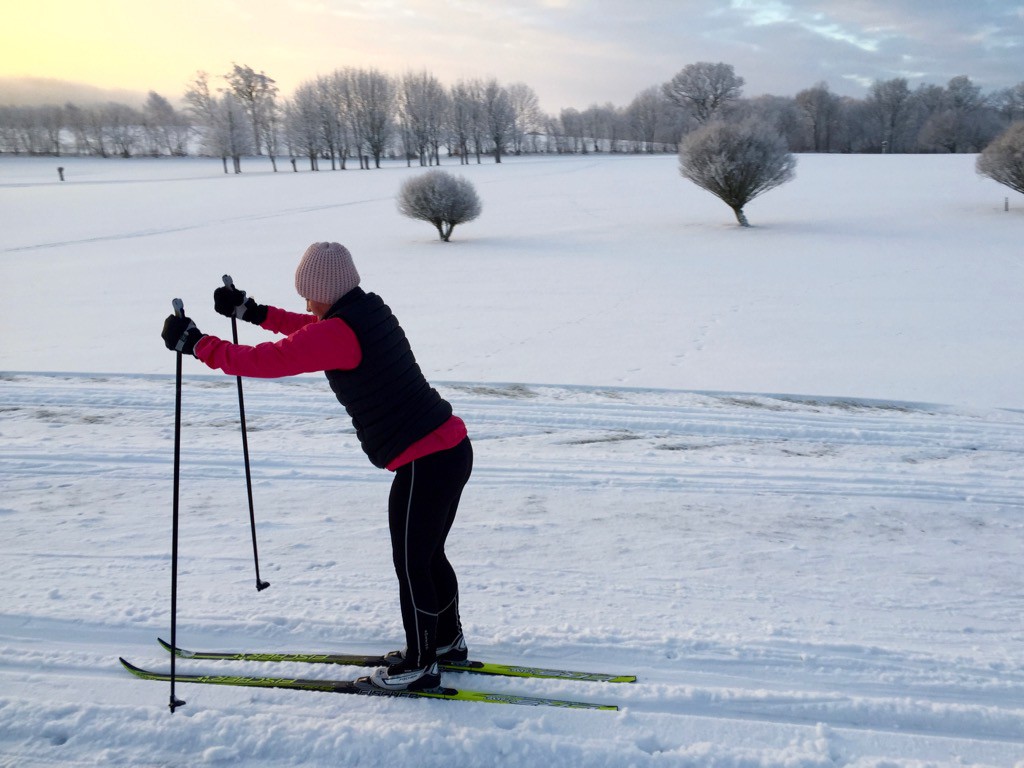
[1,62,1023,166]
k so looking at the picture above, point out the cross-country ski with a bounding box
[157,637,637,683]
[120,658,619,711]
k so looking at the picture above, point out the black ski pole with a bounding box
[169,298,187,713]
[223,275,270,591]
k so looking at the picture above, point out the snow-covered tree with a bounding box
[482,79,515,163]
[284,82,324,170]
[185,72,251,172]
[976,121,1024,196]
[397,170,482,241]
[991,82,1024,125]
[918,76,1001,153]
[867,78,915,152]
[626,87,662,152]
[507,82,542,155]
[103,102,142,158]
[559,107,585,153]
[334,68,366,168]
[400,70,449,166]
[313,74,347,170]
[225,64,279,166]
[346,68,395,168]
[795,82,842,152]
[449,79,487,163]
[0,105,63,154]
[142,92,190,156]
[679,119,796,226]
[664,62,745,124]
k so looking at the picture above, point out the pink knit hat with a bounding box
[294,242,360,305]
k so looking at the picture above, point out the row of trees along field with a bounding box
[2,63,1023,168]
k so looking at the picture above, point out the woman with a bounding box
[161,241,472,692]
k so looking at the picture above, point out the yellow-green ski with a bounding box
[120,658,618,710]
[158,638,636,683]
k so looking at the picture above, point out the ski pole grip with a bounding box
[172,298,184,317]
[223,274,234,288]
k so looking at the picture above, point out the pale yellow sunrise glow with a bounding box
[1,1,1020,111]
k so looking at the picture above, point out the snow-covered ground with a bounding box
[1,153,1023,767]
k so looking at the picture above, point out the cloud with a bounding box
[0,0,1019,112]
[705,0,1023,96]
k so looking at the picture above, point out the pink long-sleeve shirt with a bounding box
[194,306,466,470]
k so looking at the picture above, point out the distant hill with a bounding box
[0,77,150,107]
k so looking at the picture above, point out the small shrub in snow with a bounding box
[679,119,796,226]
[976,121,1024,196]
[397,170,482,242]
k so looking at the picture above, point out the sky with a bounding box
[1,0,1021,112]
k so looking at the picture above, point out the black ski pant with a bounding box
[388,437,473,667]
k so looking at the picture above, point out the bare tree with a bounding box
[735,95,805,152]
[284,82,323,170]
[311,75,342,169]
[919,75,1001,153]
[482,79,515,162]
[219,95,251,173]
[976,121,1024,195]
[664,62,745,124]
[4,106,31,154]
[679,119,796,226]
[351,68,396,168]
[559,107,585,153]
[103,102,143,157]
[62,103,88,155]
[332,68,365,168]
[795,82,842,152]
[184,72,219,158]
[397,170,482,241]
[263,91,283,166]
[507,82,541,155]
[466,82,488,163]
[225,64,279,164]
[85,106,110,157]
[599,103,628,152]
[448,80,477,164]
[0,105,63,154]
[0,107,16,153]
[185,72,251,172]
[867,78,916,152]
[38,105,64,155]
[400,70,449,165]
[625,87,663,152]
[143,92,190,156]
[324,71,355,168]
[991,82,1024,125]
[580,105,603,152]
[65,104,109,157]
[581,104,621,153]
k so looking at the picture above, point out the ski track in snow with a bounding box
[3,195,397,254]
[2,372,1024,766]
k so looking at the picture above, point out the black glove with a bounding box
[214,284,268,325]
[162,313,205,356]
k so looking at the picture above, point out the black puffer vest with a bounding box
[323,288,452,468]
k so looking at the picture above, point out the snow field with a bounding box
[1,152,1023,766]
